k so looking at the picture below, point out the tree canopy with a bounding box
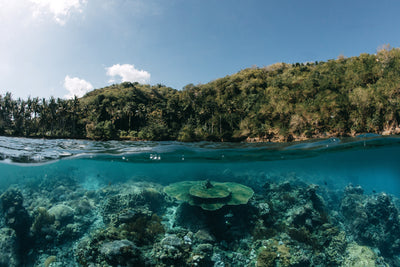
[1,47,400,142]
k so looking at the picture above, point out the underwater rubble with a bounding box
[0,174,399,266]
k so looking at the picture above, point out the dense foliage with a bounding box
[1,47,400,142]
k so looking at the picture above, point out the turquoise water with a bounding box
[1,135,400,196]
[1,135,400,266]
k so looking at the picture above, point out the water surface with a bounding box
[1,135,399,196]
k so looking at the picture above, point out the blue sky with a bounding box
[1,0,399,99]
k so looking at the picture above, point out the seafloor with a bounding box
[0,172,399,266]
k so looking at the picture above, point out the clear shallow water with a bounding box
[1,135,400,266]
[0,135,400,196]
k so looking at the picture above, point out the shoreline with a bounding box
[245,127,400,143]
[1,127,400,143]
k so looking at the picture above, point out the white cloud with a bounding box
[106,64,151,84]
[29,0,87,25]
[63,75,93,99]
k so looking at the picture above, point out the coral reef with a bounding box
[341,184,400,263]
[31,207,57,245]
[164,180,254,210]
[343,242,384,267]
[174,201,256,242]
[0,188,32,238]
[256,248,277,267]
[31,207,55,234]
[99,239,142,266]
[0,227,19,266]
[250,179,350,266]
[102,183,167,223]
[43,255,56,267]
[0,188,32,259]
[48,204,75,224]
[1,174,399,266]
[76,195,165,266]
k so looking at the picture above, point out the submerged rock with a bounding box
[2,172,400,267]
[0,188,32,239]
[341,185,400,259]
[48,204,75,224]
[251,179,352,266]
[256,248,277,267]
[194,243,213,256]
[100,239,142,266]
[174,201,256,243]
[0,228,19,267]
[76,204,164,266]
[102,183,167,224]
[31,207,55,234]
[0,188,32,260]
[344,184,364,195]
[152,234,191,266]
[194,229,216,244]
[161,234,183,248]
[343,242,385,267]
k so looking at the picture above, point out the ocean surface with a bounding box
[1,135,400,266]
[1,135,400,196]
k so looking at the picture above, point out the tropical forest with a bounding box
[1,47,400,142]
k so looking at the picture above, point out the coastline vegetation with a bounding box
[1,46,400,142]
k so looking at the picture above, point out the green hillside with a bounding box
[1,47,400,142]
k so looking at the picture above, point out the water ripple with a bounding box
[0,135,399,164]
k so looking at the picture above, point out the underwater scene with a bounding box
[0,136,400,266]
